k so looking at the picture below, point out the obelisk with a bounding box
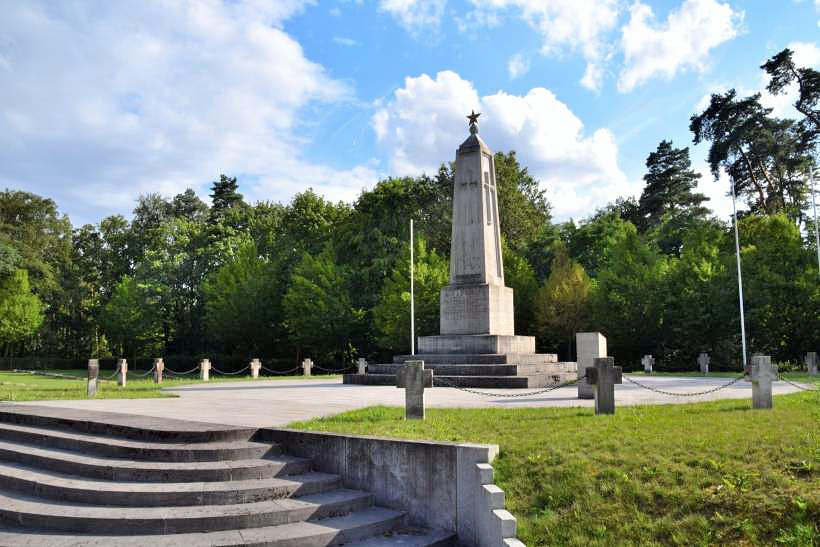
[417,112,534,355]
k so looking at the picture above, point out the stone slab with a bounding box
[417,335,535,355]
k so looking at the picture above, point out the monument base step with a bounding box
[370,362,575,376]
[417,335,535,355]
[343,371,577,389]
[392,353,558,365]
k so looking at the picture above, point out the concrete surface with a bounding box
[18,375,806,429]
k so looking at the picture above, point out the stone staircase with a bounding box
[0,405,455,546]
[346,353,577,388]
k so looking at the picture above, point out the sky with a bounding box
[1,0,819,227]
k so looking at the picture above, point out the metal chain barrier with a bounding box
[127,366,156,378]
[164,365,201,376]
[312,364,355,373]
[260,365,302,375]
[778,375,820,392]
[103,369,119,381]
[623,374,746,397]
[210,365,251,376]
[435,374,583,398]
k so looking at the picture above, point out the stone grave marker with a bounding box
[302,358,313,377]
[641,354,654,374]
[586,357,622,415]
[396,360,434,420]
[153,358,164,384]
[698,352,710,375]
[87,359,99,397]
[805,352,818,376]
[577,332,607,399]
[117,358,128,387]
[750,354,777,409]
[357,358,367,375]
[250,358,261,379]
[199,358,211,381]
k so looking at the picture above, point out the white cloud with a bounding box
[618,0,743,92]
[0,1,378,224]
[378,0,447,34]
[372,70,633,220]
[333,36,359,46]
[467,0,620,91]
[507,53,530,79]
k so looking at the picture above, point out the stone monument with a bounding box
[345,112,576,388]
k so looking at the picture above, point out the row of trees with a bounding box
[0,48,817,369]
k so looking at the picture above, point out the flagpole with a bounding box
[410,219,415,356]
[731,179,748,371]
[810,169,820,278]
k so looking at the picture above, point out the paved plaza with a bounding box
[23,375,805,428]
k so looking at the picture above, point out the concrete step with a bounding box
[345,373,578,388]
[0,507,412,546]
[0,461,340,506]
[0,422,278,462]
[0,488,375,534]
[348,527,457,546]
[0,405,256,443]
[0,440,312,482]
[369,364,521,376]
[392,353,558,365]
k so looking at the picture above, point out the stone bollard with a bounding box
[117,358,128,387]
[698,352,710,375]
[805,352,818,376]
[750,355,777,409]
[153,358,164,384]
[641,354,654,374]
[199,359,211,381]
[357,358,367,375]
[250,358,261,379]
[396,360,434,420]
[87,359,99,397]
[576,332,607,399]
[586,357,622,415]
[302,358,313,377]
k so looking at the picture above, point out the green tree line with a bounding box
[1,48,818,369]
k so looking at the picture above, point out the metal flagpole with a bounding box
[410,219,415,356]
[810,169,820,278]
[731,179,748,371]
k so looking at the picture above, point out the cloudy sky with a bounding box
[1,0,819,226]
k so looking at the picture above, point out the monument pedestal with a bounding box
[343,112,577,389]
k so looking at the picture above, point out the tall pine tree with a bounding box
[637,140,710,254]
[209,175,245,222]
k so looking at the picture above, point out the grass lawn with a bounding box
[290,377,820,546]
[0,369,341,402]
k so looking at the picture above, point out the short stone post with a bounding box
[87,359,99,397]
[357,358,367,375]
[805,352,818,376]
[586,357,622,415]
[698,352,710,375]
[576,332,607,399]
[750,355,777,409]
[199,358,211,381]
[396,360,434,420]
[153,358,164,384]
[302,358,313,377]
[641,354,654,374]
[117,358,128,387]
[250,358,261,379]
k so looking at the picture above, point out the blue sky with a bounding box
[1,0,819,226]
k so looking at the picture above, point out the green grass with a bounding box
[289,383,820,546]
[0,370,341,402]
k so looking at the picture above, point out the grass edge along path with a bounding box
[289,387,820,546]
[0,370,341,402]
